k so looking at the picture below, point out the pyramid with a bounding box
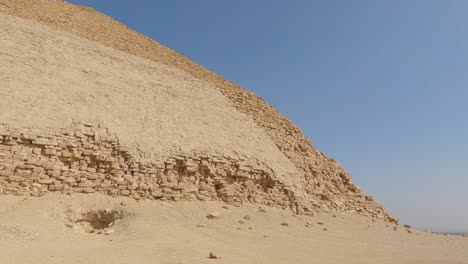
[0,0,395,222]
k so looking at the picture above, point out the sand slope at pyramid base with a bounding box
[0,194,466,264]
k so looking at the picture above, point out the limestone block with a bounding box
[32,138,48,146]
[38,178,54,184]
[62,151,73,158]
[78,181,96,188]
[0,145,11,151]
[83,187,95,193]
[49,185,63,191]
[47,170,61,177]
[8,176,23,182]
[44,149,57,156]
[99,183,112,188]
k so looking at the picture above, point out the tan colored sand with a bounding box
[0,193,466,264]
[0,13,302,190]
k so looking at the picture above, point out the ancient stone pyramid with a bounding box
[0,0,394,222]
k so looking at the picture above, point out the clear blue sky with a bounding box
[67,0,468,233]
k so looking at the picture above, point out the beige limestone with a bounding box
[0,123,296,209]
[0,13,312,211]
[0,0,390,218]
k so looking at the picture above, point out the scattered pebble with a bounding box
[120,201,127,206]
[259,207,266,213]
[323,227,328,231]
[221,205,229,209]
[317,222,324,226]
[207,212,221,219]
[281,222,289,226]
[243,215,251,220]
[104,229,115,235]
[239,220,245,224]
[208,252,219,259]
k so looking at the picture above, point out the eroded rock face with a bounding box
[0,0,394,221]
[0,124,298,210]
[0,123,390,220]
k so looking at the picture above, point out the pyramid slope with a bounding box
[0,14,296,175]
[0,13,306,209]
[0,0,392,220]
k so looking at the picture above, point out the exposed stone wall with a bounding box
[0,123,396,222]
[0,123,297,210]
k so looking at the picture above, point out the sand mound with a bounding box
[0,0,390,220]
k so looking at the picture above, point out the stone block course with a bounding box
[0,123,296,211]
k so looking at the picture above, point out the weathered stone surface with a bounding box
[0,124,307,212]
[0,1,393,221]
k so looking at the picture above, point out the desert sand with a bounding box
[0,0,467,263]
[0,194,467,264]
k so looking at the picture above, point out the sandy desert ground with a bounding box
[0,2,467,264]
[0,193,466,264]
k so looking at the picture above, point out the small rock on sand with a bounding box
[207,212,221,219]
[104,229,115,235]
